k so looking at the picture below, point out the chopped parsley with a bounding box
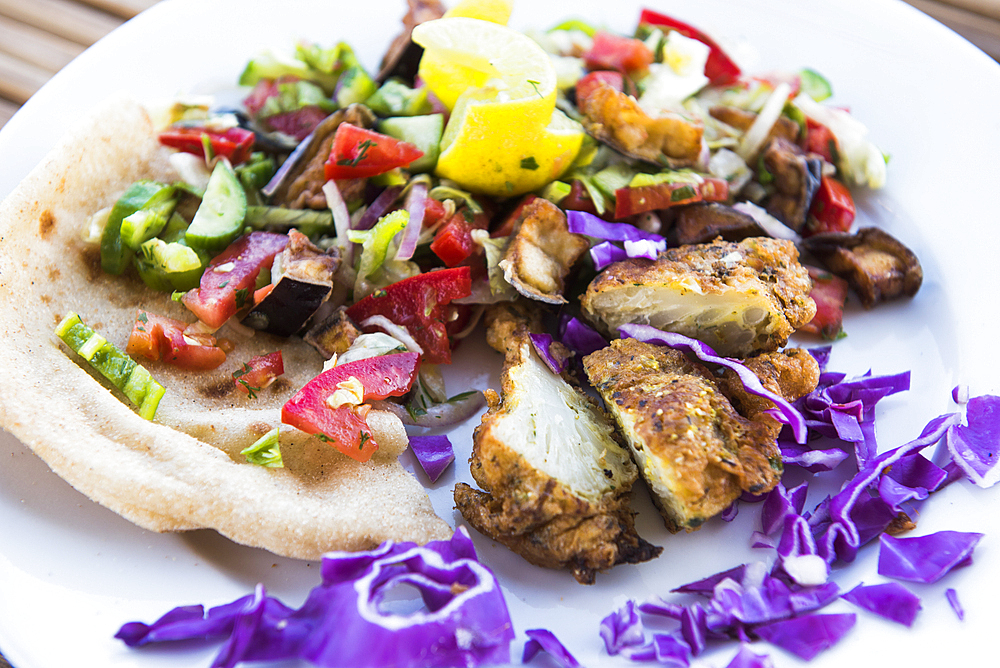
[336,139,376,167]
[520,157,539,171]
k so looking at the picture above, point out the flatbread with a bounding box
[0,94,452,559]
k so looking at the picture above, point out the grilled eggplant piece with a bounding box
[498,197,590,305]
[709,105,800,148]
[303,306,362,359]
[455,327,660,584]
[243,230,340,336]
[670,202,765,246]
[759,138,823,232]
[581,237,815,358]
[584,338,782,531]
[579,83,704,168]
[376,0,445,84]
[801,226,922,309]
[268,105,376,209]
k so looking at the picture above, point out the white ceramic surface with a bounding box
[2,1,999,666]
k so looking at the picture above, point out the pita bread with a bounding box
[0,94,452,559]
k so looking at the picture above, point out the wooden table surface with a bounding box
[0,1,996,667]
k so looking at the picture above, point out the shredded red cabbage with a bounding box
[945,394,1000,488]
[116,528,514,668]
[751,613,855,661]
[945,588,965,621]
[558,315,608,357]
[522,629,582,668]
[619,324,808,443]
[724,644,774,668]
[566,210,667,244]
[529,332,568,374]
[878,531,983,584]
[841,582,921,627]
[600,600,647,654]
[590,240,628,270]
[623,238,666,260]
[652,633,691,666]
[408,434,455,483]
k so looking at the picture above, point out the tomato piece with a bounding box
[806,176,855,236]
[182,231,288,329]
[430,215,477,267]
[158,126,256,165]
[281,352,420,462]
[561,180,603,218]
[243,78,283,117]
[639,9,741,85]
[263,106,330,142]
[575,70,624,106]
[233,351,284,398]
[584,31,654,74]
[804,117,839,164]
[345,267,472,364]
[799,266,849,340]
[127,310,227,371]
[614,177,729,218]
[324,124,424,180]
[423,197,448,228]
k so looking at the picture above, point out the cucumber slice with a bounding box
[185,160,247,255]
[377,114,444,174]
[366,79,432,117]
[335,65,377,107]
[119,187,178,251]
[136,238,207,292]
[55,312,165,420]
[100,180,171,275]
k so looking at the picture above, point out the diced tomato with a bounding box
[803,117,839,164]
[127,310,227,370]
[584,31,654,74]
[614,178,729,218]
[423,197,448,228]
[345,267,472,364]
[430,215,477,267]
[561,180,604,218]
[324,124,424,180]
[281,352,420,462]
[158,126,256,165]
[576,70,624,106]
[806,176,855,236]
[182,231,289,329]
[243,78,283,117]
[233,351,284,398]
[639,9,741,85]
[799,266,849,340]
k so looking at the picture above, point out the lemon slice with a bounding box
[443,0,513,24]
[436,102,584,197]
[412,17,556,111]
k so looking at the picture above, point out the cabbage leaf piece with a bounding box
[878,531,984,584]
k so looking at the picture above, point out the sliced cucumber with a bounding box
[136,238,207,292]
[335,65,377,107]
[366,79,432,117]
[185,160,247,255]
[377,114,444,174]
[119,187,178,251]
[100,180,171,275]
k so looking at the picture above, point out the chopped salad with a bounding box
[52,0,1000,665]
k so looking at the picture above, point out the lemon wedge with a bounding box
[443,0,513,24]
[412,17,582,196]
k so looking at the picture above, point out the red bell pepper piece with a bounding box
[281,352,420,462]
[806,176,855,236]
[324,124,424,180]
[182,231,289,329]
[804,117,839,164]
[233,351,284,398]
[584,31,654,74]
[158,126,256,165]
[423,197,448,229]
[561,180,604,218]
[430,215,477,267]
[345,267,472,364]
[491,194,537,238]
[575,70,624,106]
[639,8,741,85]
[126,309,227,370]
[614,177,729,219]
[799,266,849,340]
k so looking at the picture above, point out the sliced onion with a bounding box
[359,316,423,355]
[355,186,403,231]
[394,181,427,261]
[370,391,486,428]
[737,82,792,161]
[263,130,315,198]
[732,201,799,241]
[323,180,353,268]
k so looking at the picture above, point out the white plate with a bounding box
[2,0,999,666]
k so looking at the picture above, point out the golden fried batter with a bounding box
[456,329,660,584]
[581,237,815,357]
[583,338,782,532]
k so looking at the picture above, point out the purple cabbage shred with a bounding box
[522,629,582,668]
[600,600,646,654]
[841,582,921,627]
[751,613,856,660]
[408,434,455,483]
[945,394,1000,488]
[945,588,965,621]
[558,316,608,357]
[878,531,984,584]
[724,644,774,668]
[567,210,667,244]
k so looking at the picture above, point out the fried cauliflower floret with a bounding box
[498,198,590,304]
[455,329,661,584]
[583,338,782,532]
[579,83,704,168]
[581,237,815,358]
